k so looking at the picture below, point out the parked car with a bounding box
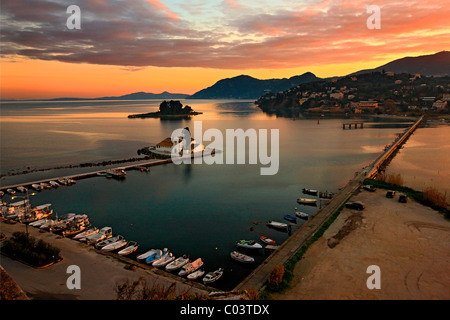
[345,202,365,210]
[386,190,396,198]
[363,185,377,192]
[398,194,408,203]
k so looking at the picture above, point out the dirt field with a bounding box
[272,188,450,300]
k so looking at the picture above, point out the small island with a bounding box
[128,100,202,119]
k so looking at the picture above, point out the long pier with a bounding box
[234,116,424,292]
[0,159,172,192]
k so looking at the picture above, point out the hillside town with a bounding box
[256,71,450,117]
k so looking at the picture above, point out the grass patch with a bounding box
[1,232,62,268]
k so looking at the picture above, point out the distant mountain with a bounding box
[187,72,321,99]
[1,91,190,102]
[96,91,189,100]
[350,51,450,77]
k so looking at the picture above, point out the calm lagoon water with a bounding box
[0,100,411,290]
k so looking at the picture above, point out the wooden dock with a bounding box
[0,159,172,192]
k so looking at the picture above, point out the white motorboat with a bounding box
[29,218,51,228]
[16,186,28,193]
[86,227,112,245]
[230,251,254,263]
[101,236,127,252]
[178,258,204,276]
[236,240,263,250]
[267,220,289,230]
[202,268,224,284]
[95,234,120,249]
[136,249,158,261]
[49,181,60,188]
[117,241,139,256]
[165,255,189,271]
[297,198,317,205]
[152,252,175,268]
[187,269,205,280]
[295,210,309,220]
[31,184,44,191]
[73,228,99,241]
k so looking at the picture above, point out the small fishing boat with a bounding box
[145,248,168,265]
[67,179,76,185]
[136,249,158,261]
[58,178,68,185]
[203,268,224,284]
[165,254,189,271]
[40,182,52,189]
[187,269,205,280]
[302,188,318,196]
[49,181,60,188]
[230,251,254,264]
[101,236,128,252]
[7,189,16,195]
[96,234,121,249]
[86,227,112,245]
[149,249,170,266]
[16,186,28,193]
[153,252,175,267]
[295,210,309,220]
[73,228,99,241]
[236,240,263,250]
[118,241,139,256]
[297,198,317,205]
[32,184,44,191]
[29,218,50,228]
[178,258,204,276]
[260,236,276,245]
[267,220,288,230]
[283,214,297,223]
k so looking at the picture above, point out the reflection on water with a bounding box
[0,99,414,290]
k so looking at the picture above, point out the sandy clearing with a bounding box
[271,189,450,300]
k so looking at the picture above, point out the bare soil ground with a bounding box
[271,189,450,300]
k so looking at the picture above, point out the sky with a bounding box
[1,0,449,99]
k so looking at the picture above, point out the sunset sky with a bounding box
[1,0,449,99]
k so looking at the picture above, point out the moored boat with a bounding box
[165,254,189,271]
[101,236,127,252]
[297,198,317,205]
[202,268,224,284]
[178,258,204,276]
[283,214,297,223]
[73,227,99,241]
[236,240,263,250]
[31,184,44,191]
[49,181,60,188]
[118,241,139,256]
[145,248,168,264]
[86,227,112,245]
[302,188,318,196]
[136,249,158,261]
[7,189,16,195]
[96,235,121,249]
[16,186,28,193]
[153,252,175,267]
[295,210,309,220]
[260,236,276,245]
[267,220,288,230]
[187,269,205,280]
[230,251,254,264]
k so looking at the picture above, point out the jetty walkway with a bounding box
[0,159,172,192]
[234,116,424,292]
